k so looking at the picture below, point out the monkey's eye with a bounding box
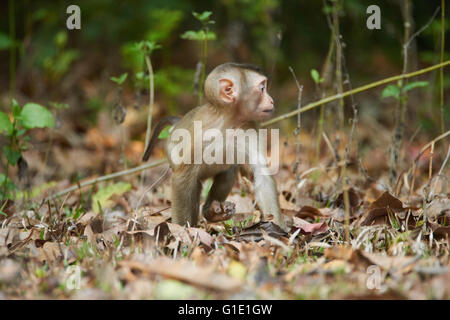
[259,83,265,92]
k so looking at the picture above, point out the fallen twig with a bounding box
[47,159,167,201]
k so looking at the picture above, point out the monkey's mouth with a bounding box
[261,109,274,116]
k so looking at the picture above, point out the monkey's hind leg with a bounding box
[202,166,237,222]
[171,171,202,226]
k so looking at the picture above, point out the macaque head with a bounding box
[204,63,275,121]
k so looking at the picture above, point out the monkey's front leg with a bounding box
[171,169,202,226]
[202,166,237,222]
[252,164,286,230]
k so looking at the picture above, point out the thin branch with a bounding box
[404,6,440,49]
[429,145,450,199]
[408,130,450,196]
[332,0,344,130]
[440,1,446,133]
[144,55,155,150]
[413,130,450,163]
[288,66,304,206]
[47,159,167,201]
[262,60,450,127]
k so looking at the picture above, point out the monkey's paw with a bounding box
[204,201,236,222]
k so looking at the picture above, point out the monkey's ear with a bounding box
[219,78,236,104]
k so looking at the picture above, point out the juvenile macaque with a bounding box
[143,63,285,229]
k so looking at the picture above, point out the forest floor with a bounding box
[0,103,449,300]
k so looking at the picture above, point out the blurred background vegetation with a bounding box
[0,0,448,182]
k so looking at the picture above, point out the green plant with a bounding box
[123,41,161,150]
[43,31,80,82]
[181,11,216,104]
[310,69,324,84]
[381,80,429,101]
[0,99,54,203]
[110,73,128,86]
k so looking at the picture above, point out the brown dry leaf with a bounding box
[429,221,450,238]
[292,217,328,235]
[324,246,374,270]
[295,205,324,220]
[279,193,297,210]
[120,257,242,291]
[369,191,403,211]
[227,194,255,213]
[235,221,287,242]
[99,222,129,243]
[167,223,214,248]
[320,207,346,221]
[220,243,240,261]
[361,252,417,273]
[85,127,118,150]
[426,198,450,221]
[322,259,352,273]
[84,224,96,245]
[38,242,63,263]
[77,211,98,226]
[0,259,21,284]
[335,188,363,210]
[360,191,404,226]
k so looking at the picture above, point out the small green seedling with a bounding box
[110,73,128,85]
[181,11,216,104]
[382,80,429,101]
[0,99,54,200]
[310,69,324,84]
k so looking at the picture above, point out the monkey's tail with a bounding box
[142,116,181,162]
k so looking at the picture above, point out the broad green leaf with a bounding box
[92,182,131,213]
[20,103,55,129]
[158,125,172,139]
[2,146,21,165]
[381,84,400,99]
[0,111,12,135]
[110,73,128,85]
[402,81,429,93]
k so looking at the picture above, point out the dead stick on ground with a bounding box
[47,159,167,201]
